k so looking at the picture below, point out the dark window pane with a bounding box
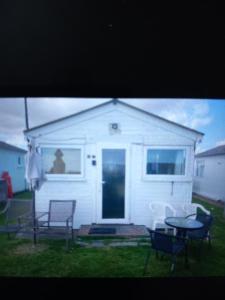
[102,149,125,219]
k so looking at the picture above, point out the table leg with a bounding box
[177,229,189,268]
[185,242,189,268]
[184,230,189,269]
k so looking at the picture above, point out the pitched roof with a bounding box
[24,99,204,136]
[0,141,27,153]
[196,145,225,158]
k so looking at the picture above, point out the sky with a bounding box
[0,98,224,153]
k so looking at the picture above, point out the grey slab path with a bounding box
[78,240,150,248]
[16,224,150,249]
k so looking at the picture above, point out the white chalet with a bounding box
[24,99,204,229]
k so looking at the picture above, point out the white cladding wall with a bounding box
[193,155,225,202]
[35,143,97,228]
[130,145,193,228]
[28,103,197,228]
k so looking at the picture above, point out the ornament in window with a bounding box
[50,148,66,174]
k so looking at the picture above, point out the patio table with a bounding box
[165,217,204,267]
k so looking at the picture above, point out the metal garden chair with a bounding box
[36,200,76,250]
[143,229,187,275]
[0,199,33,238]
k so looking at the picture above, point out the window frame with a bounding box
[17,155,23,167]
[143,145,189,181]
[195,160,205,178]
[40,144,85,181]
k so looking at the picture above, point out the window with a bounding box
[41,147,83,177]
[17,156,22,166]
[146,149,186,175]
[196,161,204,177]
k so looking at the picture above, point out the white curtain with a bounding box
[174,150,185,175]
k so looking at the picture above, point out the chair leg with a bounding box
[71,228,74,242]
[143,250,151,276]
[65,229,70,251]
[170,255,176,273]
[208,234,212,248]
[185,241,189,268]
[198,240,203,260]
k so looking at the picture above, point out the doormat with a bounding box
[88,227,116,234]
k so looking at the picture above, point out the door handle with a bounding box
[101,181,106,184]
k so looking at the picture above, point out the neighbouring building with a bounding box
[193,145,225,202]
[0,141,27,193]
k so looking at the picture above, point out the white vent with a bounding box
[109,123,121,134]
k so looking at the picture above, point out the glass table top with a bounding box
[165,217,204,230]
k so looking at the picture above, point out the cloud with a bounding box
[190,116,212,129]
[0,98,214,149]
[123,99,212,130]
[196,138,225,154]
[162,102,212,130]
[195,145,206,154]
[0,98,110,148]
[0,99,25,133]
[192,102,210,117]
[26,98,110,128]
[216,139,225,146]
[195,144,216,154]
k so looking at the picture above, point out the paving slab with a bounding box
[109,241,138,247]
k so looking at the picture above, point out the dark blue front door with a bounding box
[102,149,125,219]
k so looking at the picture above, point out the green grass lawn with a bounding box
[13,191,32,199]
[0,196,225,277]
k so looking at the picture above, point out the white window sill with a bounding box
[45,175,86,182]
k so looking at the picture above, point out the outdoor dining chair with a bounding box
[0,199,33,239]
[149,201,177,235]
[36,200,76,250]
[143,229,187,275]
[185,212,213,258]
[182,203,210,219]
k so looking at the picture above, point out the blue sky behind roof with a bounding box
[0,98,224,153]
[199,100,225,151]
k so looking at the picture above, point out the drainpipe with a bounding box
[194,141,196,153]
[24,97,29,131]
[24,97,37,245]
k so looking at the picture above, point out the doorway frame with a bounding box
[96,142,130,224]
